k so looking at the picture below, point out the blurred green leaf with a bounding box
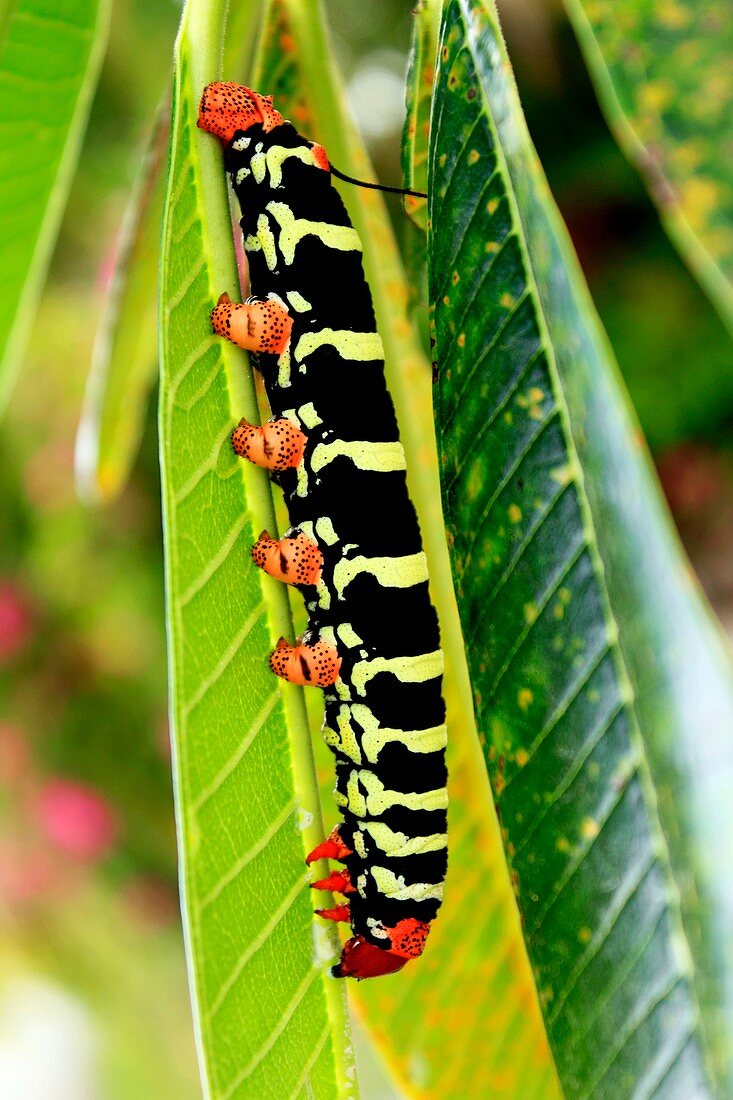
[75,100,168,504]
[158,1,355,1096]
[401,0,440,233]
[563,0,733,335]
[430,0,733,1094]
[0,0,111,411]
[269,1,560,1095]
[9,886,200,1100]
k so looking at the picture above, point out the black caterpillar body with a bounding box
[199,82,447,980]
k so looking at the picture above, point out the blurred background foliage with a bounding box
[1,0,732,1094]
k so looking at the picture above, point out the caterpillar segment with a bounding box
[251,530,323,586]
[211,291,293,355]
[230,416,306,470]
[269,637,341,687]
[200,81,447,981]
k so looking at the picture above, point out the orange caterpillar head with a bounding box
[198,82,284,142]
[334,919,431,980]
[269,638,341,687]
[211,293,292,356]
[252,531,323,586]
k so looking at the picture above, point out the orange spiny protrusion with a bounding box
[211,292,292,356]
[305,828,352,866]
[315,905,351,923]
[310,870,355,895]
[198,82,284,142]
[252,530,322,586]
[231,417,306,471]
[386,918,431,960]
[269,638,341,688]
[310,142,330,172]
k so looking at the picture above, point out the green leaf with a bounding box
[269,1,559,1095]
[401,0,440,233]
[0,0,111,411]
[430,0,733,1094]
[563,0,733,335]
[75,101,168,504]
[158,1,354,1096]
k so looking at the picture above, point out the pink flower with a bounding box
[37,780,118,861]
[0,583,32,662]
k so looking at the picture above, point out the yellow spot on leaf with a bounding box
[500,292,516,309]
[485,240,499,253]
[508,504,522,524]
[457,333,466,348]
[556,836,570,853]
[517,689,533,712]
[550,463,574,486]
[582,818,600,840]
[486,198,499,215]
[524,602,538,624]
[578,927,592,944]
[680,177,719,229]
[452,271,460,285]
[515,747,529,766]
[637,80,673,114]
[657,0,691,29]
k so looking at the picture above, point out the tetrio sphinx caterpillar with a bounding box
[198,82,447,981]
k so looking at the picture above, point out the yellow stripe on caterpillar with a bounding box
[350,649,444,697]
[369,866,445,904]
[265,144,325,188]
[334,769,448,817]
[294,328,384,366]
[286,290,312,313]
[323,703,446,765]
[358,821,447,859]
[244,212,278,271]
[266,201,361,265]
[333,552,428,601]
[295,440,406,498]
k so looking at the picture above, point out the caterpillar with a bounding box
[198,82,447,980]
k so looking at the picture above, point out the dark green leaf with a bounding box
[430,0,733,1094]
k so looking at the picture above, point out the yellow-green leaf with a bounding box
[563,0,733,334]
[75,102,167,504]
[159,1,354,1095]
[0,0,111,410]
